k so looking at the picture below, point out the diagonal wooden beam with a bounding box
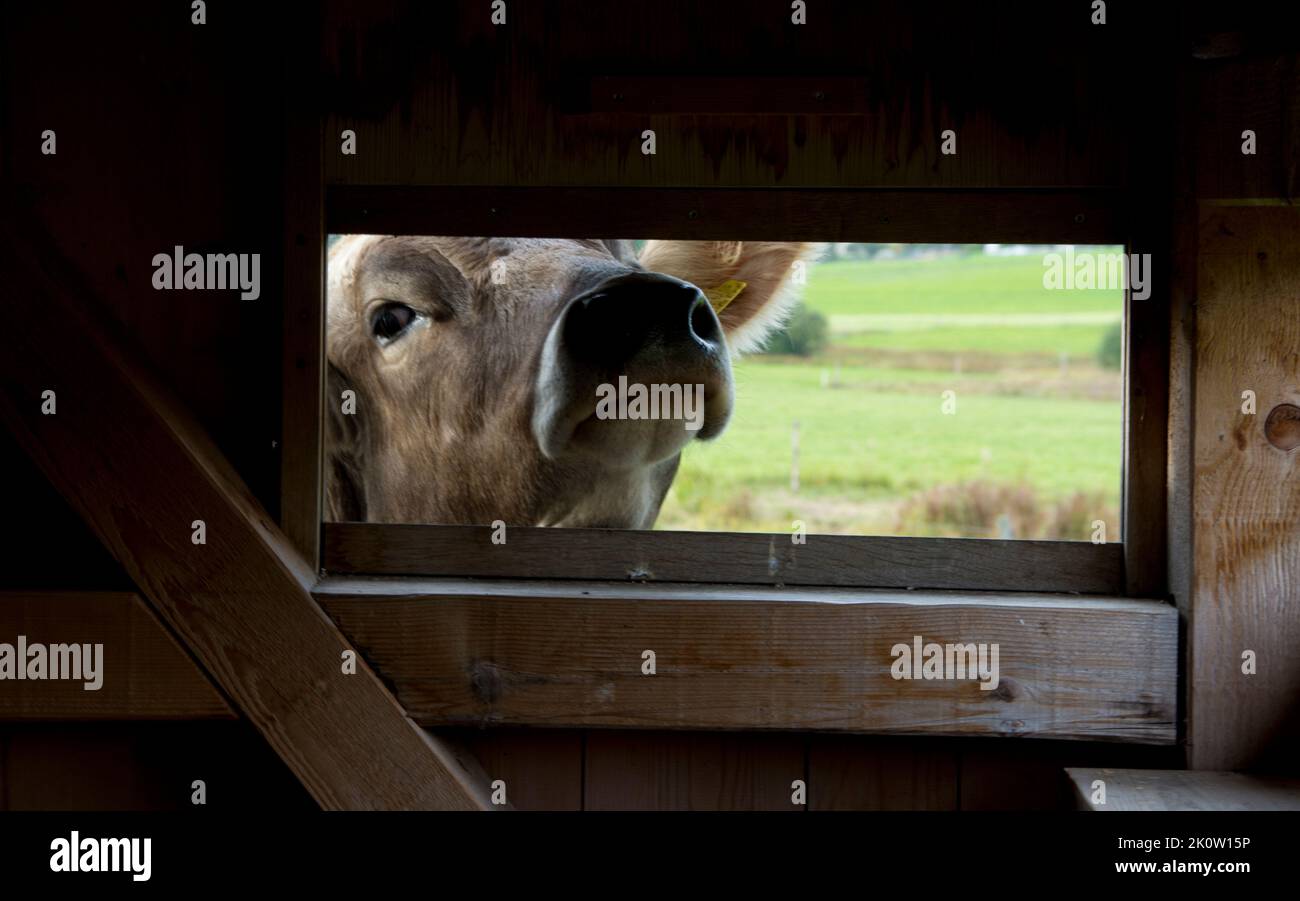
[0,216,494,810]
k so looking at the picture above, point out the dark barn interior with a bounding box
[2,0,1298,817]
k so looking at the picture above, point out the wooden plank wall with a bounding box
[320,0,1144,189]
[313,0,1187,810]
[0,593,232,721]
[449,729,1181,810]
[0,723,315,811]
[0,720,1183,811]
[0,218,498,809]
[1,0,299,809]
[2,0,1293,808]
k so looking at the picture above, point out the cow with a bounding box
[326,236,816,528]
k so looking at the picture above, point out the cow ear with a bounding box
[638,241,821,354]
[325,363,368,522]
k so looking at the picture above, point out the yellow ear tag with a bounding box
[702,279,747,314]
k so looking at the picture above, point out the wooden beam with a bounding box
[324,523,1125,596]
[0,217,494,810]
[316,577,1179,743]
[1066,768,1300,811]
[1121,69,1176,599]
[280,22,325,571]
[0,592,231,721]
[1188,204,1300,770]
[326,186,1126,244]
[1166,59,1200,625]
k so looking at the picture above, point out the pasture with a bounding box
[657,249,1126,539]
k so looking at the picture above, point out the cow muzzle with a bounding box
[532,272,735,465]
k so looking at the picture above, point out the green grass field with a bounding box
[805,252,1123,317]
[835,322,1110,356]
[655,249,1126,539]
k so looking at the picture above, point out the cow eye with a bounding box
[371,302,417,344]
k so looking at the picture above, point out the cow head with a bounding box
[326,237,815,528]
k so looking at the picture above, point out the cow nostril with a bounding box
[564,279,723,368]
[689,293,720,346]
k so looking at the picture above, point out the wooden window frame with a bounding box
[295,185,1164,598]
[281,180,1175,744]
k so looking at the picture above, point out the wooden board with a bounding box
[326,185,1124,244]
[0,216,494,810]
[280,16,326,571]
[584,731,806,811]
[1194,54,1300,201]
[319,1,1156,188]
[317,577,1179,742]
[1166,62,1200,628]
[4,0,289,526]
[325,523,1125,596]
[0,723,316,811]
[445,727,584,811]
[1,436,131,592]
[0,592,231,721]
[807,736,958,810]
[1067,767,1300,811]
[1189,205,1300,770]
[1121,83,1176,598]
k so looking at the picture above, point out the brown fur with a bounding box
[326,236,816,527]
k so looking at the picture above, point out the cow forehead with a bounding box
[333,236,627,275]
[431,237,631,275]
[330,236,635,317]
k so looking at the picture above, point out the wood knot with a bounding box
[988,678,1021,702]
[469,660,503,705]
[1264,403,1300,451]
